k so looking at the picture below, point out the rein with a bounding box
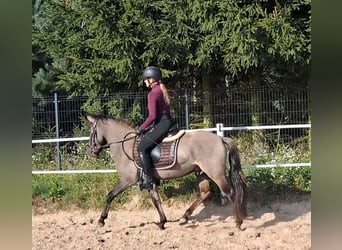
[99,133,136,149]
[99,132,136,162]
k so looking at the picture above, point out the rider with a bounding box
[136,66,173,190]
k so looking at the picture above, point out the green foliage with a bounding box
[32,66,61,97]
[245,166,311,204]
[81,98,103,115]
[32,144,57,170]
[33,0,139,96]
[32,0,311,97]
[79,94,144,124]
[255,143,311,165]
[32,175,70,201]
[72,117,91,137]
[234,130,311,166]
[32,174,120,209]
[159,175,197,198]
[107,99,124,118]
[127,101,143,125]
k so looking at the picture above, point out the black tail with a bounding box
[222,137,247,228]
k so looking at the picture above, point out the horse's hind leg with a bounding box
[211,175,244,229]
[179,172,211,224]
[98,181,131,227]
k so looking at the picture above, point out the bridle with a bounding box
[87,117,101,155]
[87,117,136,160]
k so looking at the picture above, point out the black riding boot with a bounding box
[139,152,155,191]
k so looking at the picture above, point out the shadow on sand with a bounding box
[165,195,311,230]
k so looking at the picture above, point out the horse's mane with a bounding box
[88,114,135,129]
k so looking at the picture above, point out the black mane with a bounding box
[87,113,135,128]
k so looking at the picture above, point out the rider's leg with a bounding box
[139,150,155,190]
[138,117,172,190]
[138,133,157,190]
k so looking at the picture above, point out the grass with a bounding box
[32,166,311,212]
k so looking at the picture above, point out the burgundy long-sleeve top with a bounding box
[140,84,170,130]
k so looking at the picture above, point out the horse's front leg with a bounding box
[98,181,131,227]
[149,185,167,229]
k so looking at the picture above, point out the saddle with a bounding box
[133,130,185,170]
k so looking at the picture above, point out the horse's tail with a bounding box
[222,137,248,227]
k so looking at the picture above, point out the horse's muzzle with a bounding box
[86,144,98,158]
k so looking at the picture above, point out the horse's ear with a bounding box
[86,114,96,124]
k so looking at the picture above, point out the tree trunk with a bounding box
[249,68,265,154]
[202,68,214,127]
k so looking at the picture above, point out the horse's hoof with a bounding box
[236,222,245,231]
[97,220,105,227]
[157,223,165,230]
[179,217,188,225]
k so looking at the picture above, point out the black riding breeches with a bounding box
[138,114,172,155]
[138,115,172,176]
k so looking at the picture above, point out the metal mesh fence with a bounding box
[32,87,310,139]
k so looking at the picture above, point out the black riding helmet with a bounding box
[142,66,162,81]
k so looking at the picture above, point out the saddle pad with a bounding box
[133,139,180,170]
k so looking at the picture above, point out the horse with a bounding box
[86,114,247,230]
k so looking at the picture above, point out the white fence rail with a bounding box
[32,124,311,174]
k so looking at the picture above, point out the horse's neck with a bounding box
[103,120,135,160]
[105,120,128,137]
[104,119,132,141]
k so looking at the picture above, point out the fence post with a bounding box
[54,92,61,170]
[184,88,189,129]
[216,123,224,137]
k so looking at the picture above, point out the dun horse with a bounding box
[86,114,247,230]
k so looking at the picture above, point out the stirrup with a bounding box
[139,180,154,191]
[139,175,155,191]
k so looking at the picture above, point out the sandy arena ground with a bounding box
[32,197,311,250]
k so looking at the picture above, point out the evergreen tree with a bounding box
[32,0,310,97]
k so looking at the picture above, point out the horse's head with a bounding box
[86,115,107,158]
